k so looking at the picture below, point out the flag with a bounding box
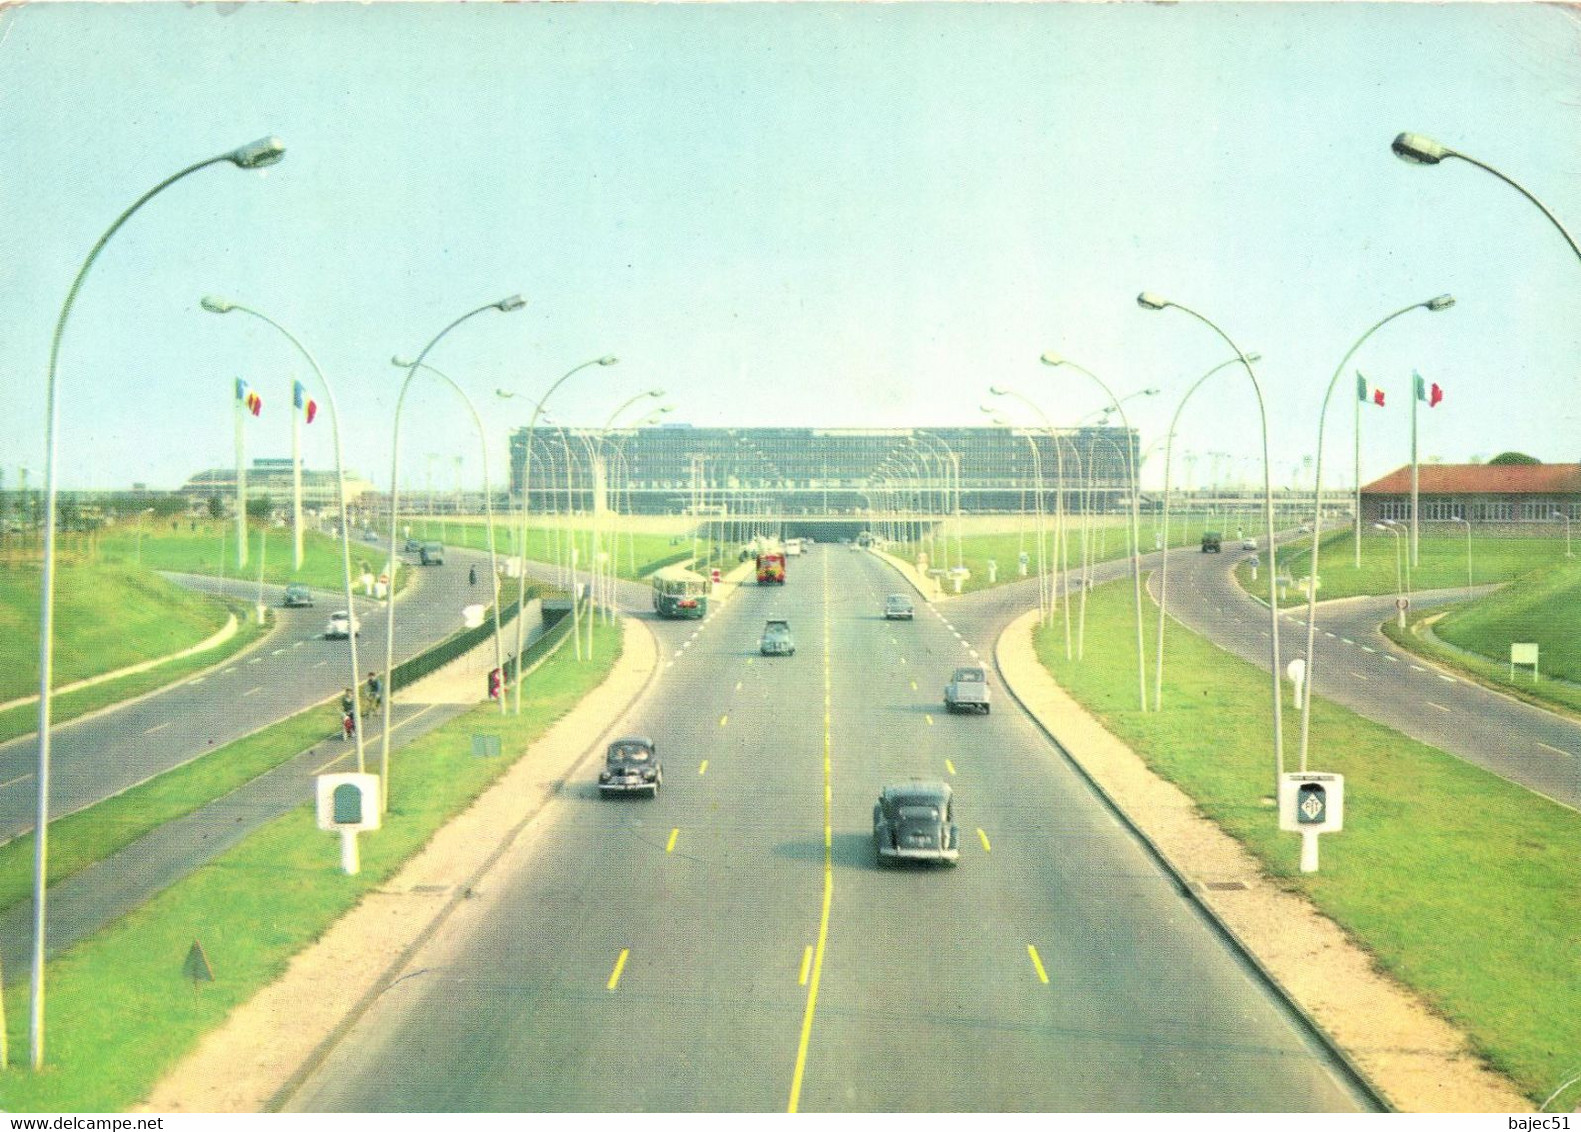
[294,380,318,424]
[246,389,262,417]
[235,378,261,416]
[1357,371,1384,407]
[1415,371,1443,408]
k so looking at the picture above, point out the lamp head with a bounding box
[1392,132,1450,165]
[227,136,286,169]
[494,294,527,312]
[495,388,515,399]
[647,388,665,398]
[391,355,415,368]
[1243,352,1263,364]
[1038,351,1065,367]
[598,356,619,366]
[1425,294,1456,312]
[199,295,234,314]
[988,385,1008,396]
[658,404,675,413]
[1136,292,1170,311]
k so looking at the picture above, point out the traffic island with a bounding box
[994,606,1532,1114]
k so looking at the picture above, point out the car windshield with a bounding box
[897,805,940,822]
[953,669,985,682]
[608,745,651,763]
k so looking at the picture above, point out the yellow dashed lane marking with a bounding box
[720,714,729,727]
[607,949,630,991]
[666,828,679,853]
[798,945,813,986]
[910,679,917,691]
[925,714,934,726]
[977,829,991,852]
[699,760,709,776]
[1027,944,1050,985]
[945,759,956,776]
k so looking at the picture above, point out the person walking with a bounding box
[469,564,477,587]
[340,688,356,741]
[366,670,382,711]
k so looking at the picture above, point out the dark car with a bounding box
[404,537,422,553]
[760,619,795,656]
[598,735,663,797]
[873,781,960,866]
[884,593,915,620]
[282,584,314,608]
[1201,531,1222,553]
[419,541,445,565]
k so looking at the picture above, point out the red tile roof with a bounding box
[1361,464,1581,495]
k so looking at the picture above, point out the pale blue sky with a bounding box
[3,2,1578,492]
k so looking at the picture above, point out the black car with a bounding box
[598,735,663,797]
[873,780,960,865]
[282,584,314,608]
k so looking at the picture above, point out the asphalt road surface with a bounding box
[0,551,500,843]
[285,546,1369,1112]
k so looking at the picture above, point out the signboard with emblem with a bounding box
[1278,772,1344,873]
[316,772,381,874]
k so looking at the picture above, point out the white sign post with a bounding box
[1279,772,1344,873]
[316,773,381,875]
[1510,642,1539,683]
[1286,657,1306,708]
[1396,595,1409,629]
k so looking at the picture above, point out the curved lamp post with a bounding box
[983,406,1051,629]
[28,136,284,1072]
[988,388,1072,657]
[391,358,507,719]
[1296,296,1455,772]
[497,356,616,711]
[1040,352,1148,712]
[1154,354,1259,710]
[382,296,526,801]
[1553,511,1574,559]
[1137,292,1285,792]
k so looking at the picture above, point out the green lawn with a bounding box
[1237,529,1572,602]
[1431,558,1581,685]
[1037,579,1581,1110]
[418,517,704,580]
[96,523,403,597]
[885,522,1136,595]
[0,563,234,701]
[0,620,619,1109]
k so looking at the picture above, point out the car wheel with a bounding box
[982,703,991,715]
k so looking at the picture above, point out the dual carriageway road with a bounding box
[286,545,1368,1112]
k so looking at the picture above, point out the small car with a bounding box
[760,619,795,656]
[283,584,314,608]
[884,594,915,620]
[1201,531,1222,553]
[598,735,662,797]
[404,537,422,553]
[944,665,991,714]
[874,781,960,866]
[1241,537,1257,551]
[325,610,361,639]
[419,542,445,565]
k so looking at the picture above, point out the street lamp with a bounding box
[1392,133,1581,264]
[28,137,284,1071]
[988,388,1072,659]
[1138,292,1285,791]
[1297,296,1455,773]
[1374,522,1405,625]
[595,390,664,626]
[1450,515,1473,600]
[983,406,1051,631]
[497,356,616,711]
[382,296,526,801]
[1154,355,1257,710]
[1553,511,1574,558]
[391,358,507,717]
[1040,352,1148,712]
[1379,517,1412,595]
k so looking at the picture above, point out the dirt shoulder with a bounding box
[995,608,1528,1114]
[138,616,659,1113]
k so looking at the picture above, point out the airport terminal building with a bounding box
[506,424,1140,516]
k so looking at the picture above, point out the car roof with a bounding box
[887,593,911,601]
[609,735,654,749]
[765,619,790,627]
[881,780,952,804]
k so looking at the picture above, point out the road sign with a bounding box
[1395,596,1409,611]
[1278,772,1345,873]
[1286,657,1306,705]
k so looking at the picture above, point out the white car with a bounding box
[1241,537,1257,550]
[325,610,361,639]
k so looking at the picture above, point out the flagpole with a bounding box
[1410,371,1420,569]
[292,381,304,571]
[235,384,248,570]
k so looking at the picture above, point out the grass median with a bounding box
[1035,580,1581,1110]
[0,619,621,1111]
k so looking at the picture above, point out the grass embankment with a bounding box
[1240,529,1573,603]
[0,620,621,1111]
[1036,580,1581,1110]
[418,517,706,581]
[887,521,1136,596]
[97,524,399,598]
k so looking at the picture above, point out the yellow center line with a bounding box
[909,680,917,692]
[698,759,709,776]
[607,948,630,991]
[666,828,679,853]
[788,549,836,1114]
[977,828,991,852]
[735,680,743,692]
[1027,944,1050,985]
[945,759,956,776]
[925,714,933,726]
[898,656,907,665]
[798,945,813,986]
[720,714,729,727]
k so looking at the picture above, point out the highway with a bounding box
[0,552,499,844]
[285,545,1369,1112]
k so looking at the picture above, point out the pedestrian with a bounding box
[469,564,477,586]
[340,688,356,740]
[366,670,382,710]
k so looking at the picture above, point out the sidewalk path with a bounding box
[142,615,660,1113]
[993,607,1527,1113]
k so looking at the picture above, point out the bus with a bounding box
[652,565,711,618]
[756,551,787,584]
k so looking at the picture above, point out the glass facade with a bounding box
[508,424,1139,515]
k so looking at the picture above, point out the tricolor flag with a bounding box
[1357,372,1385,407]
[293,380,319,424]
[1415,371,1443,408]
[236,378,262,417]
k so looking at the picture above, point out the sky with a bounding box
[2,1,1579,493]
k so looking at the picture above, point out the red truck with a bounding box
[756,551,787,584]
